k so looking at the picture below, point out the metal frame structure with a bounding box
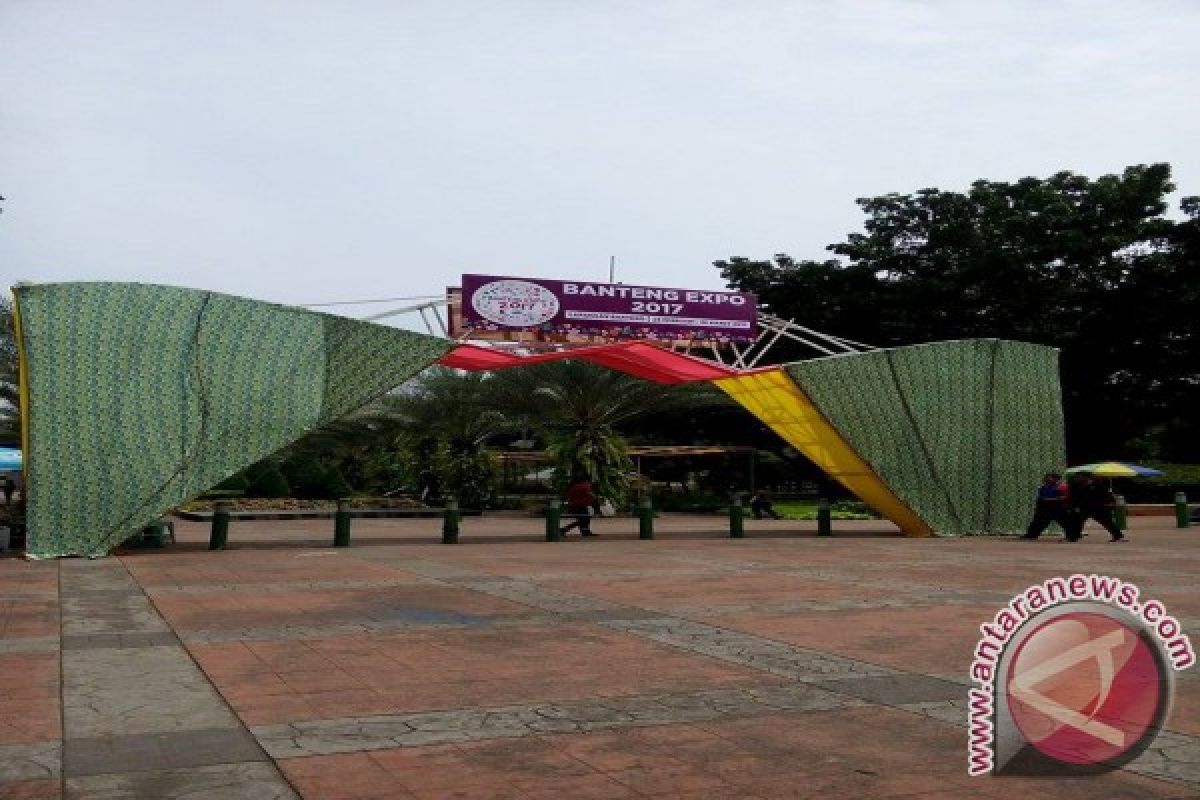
[311,297,876,367]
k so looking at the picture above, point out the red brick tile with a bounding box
[226,693,319,726]
[0,699,61,745]
[277,668,367,694]
[0,655,59,690]
[279,753,411,800]
[605,762,736,796]
[0,779,62,800]
[514,773,637,800]
[548,731,684,773]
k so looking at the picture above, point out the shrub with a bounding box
[247,463,290,498]
[436,446,498,509]
[321,466,354,499]
[213,472,250,491]
[281,454,328,498]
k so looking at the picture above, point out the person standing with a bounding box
[2,477,14,506]
[1067,473,1126,542]
[559,476,598,537]
[1021,473,1069,539]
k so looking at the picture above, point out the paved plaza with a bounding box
[1,514,1198,798]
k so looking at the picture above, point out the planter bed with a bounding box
[173,508,482,521]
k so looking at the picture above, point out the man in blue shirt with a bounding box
[1021,472,1070,540]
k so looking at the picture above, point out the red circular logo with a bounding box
[1006,611,1166,765]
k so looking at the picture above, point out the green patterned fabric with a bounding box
[15,282,452,558]
[787,340,1064,535]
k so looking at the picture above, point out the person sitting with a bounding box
[750,490,781,520]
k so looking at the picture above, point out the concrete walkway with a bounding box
[1,514,1198,798]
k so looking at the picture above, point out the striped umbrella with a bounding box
[1064,462,1164,478]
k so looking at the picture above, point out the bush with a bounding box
[1110,463,1200,503]
[281,454,328,498]
[213,472,249,491]
[436,446,498,509]
[653,490,729,512]
[321,466,354,499]
[247,463,290,498]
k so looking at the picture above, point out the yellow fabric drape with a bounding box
[715,369,932,537]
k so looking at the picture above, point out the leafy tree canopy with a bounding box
[718,164,1200,461]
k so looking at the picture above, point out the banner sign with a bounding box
[460,274,758,343]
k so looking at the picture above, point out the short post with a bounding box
[729,492,745,538]
[208,501,230,550]
[638,496,654,540]
[816,497,832,537]
[1176,492,1191,529]
[442,497,460,544]
[333,498,352,547]
[545,497,562,542]
[1114,494,1128,531]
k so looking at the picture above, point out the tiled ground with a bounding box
[2,513,1199,798]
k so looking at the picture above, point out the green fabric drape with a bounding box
[787,339,1064,535]
[15,282,452,557]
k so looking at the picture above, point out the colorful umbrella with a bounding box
[1064,462,1164,478]
[0,448,21,471]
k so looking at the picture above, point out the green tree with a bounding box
[320,465,354,499]
[387,369,508,507]
[0,296,21,445]
[718,164,1199,461]
[487,361,717,505]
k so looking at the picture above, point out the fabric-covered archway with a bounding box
[13,282,1063,557]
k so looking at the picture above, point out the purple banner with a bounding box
[460,274,758,343]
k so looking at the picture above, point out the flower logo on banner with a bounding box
[471,280,560,327]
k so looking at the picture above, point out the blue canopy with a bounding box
[0,448,22,471]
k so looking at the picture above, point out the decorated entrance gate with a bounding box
[13,282,1064,557]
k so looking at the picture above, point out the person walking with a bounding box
[559,476,598,538]
[1021,473,1069,540]
[1066,473,1126,542]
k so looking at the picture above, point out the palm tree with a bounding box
[486,361,721,505]
[381,369,510,506]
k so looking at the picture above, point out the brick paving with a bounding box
[1,513,1199,798]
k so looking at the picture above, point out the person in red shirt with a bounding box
[560,477,598,537]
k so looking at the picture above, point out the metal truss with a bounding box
[714,313,876,368]
[335,299,875,367]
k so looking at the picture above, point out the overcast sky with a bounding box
[3,0,1198,325]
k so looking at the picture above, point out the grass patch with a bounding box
[773,501,875,521]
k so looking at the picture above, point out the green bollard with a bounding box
[1177,492,1191,528]
[209,501,230,550]
[817,498,832,537]
[729,493,745,538]
[545,498,562,542]
[334,498,352,547]
[442,497,460,544]
[638,497,654,540]
[1114,494,1128,531]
